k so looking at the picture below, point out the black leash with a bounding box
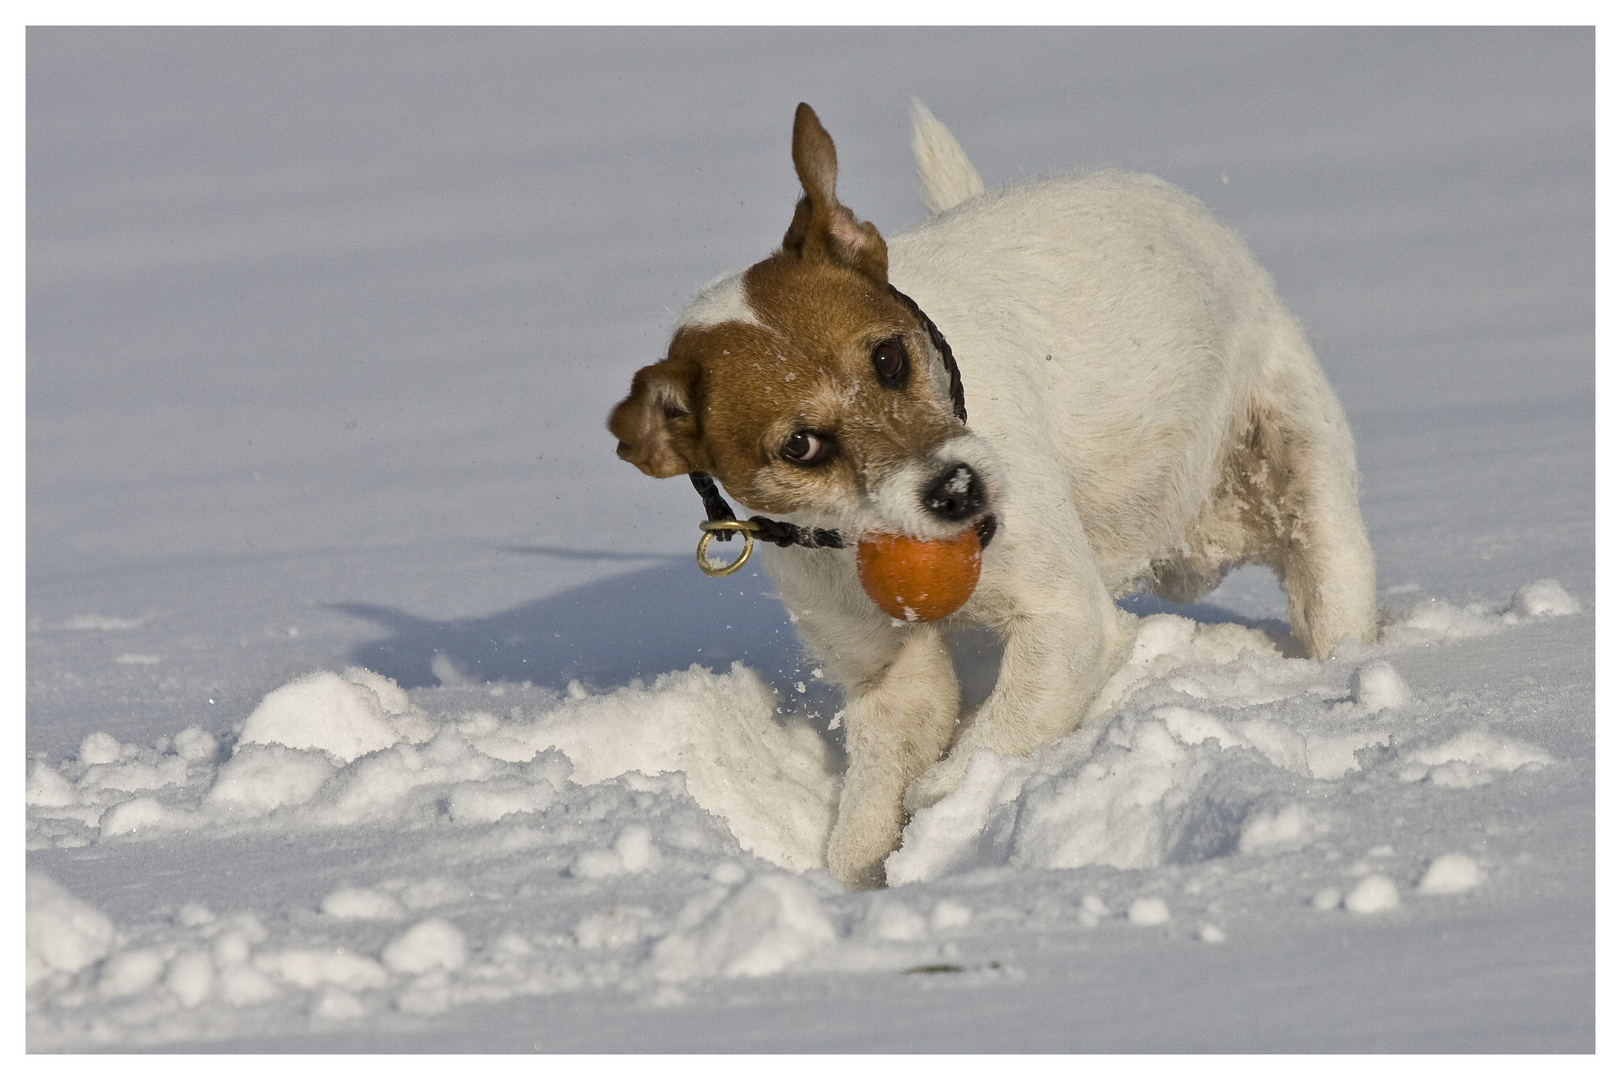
[689,471,845,549]
[690,285,973,575]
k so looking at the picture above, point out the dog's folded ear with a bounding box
[607,356,709,478]
[781,103,889,283]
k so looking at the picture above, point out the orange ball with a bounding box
[855,528,982,622]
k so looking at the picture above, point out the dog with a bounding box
[610,102,1376,889]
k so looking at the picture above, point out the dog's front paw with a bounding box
[903,754,969,815]
[826,823,893,892]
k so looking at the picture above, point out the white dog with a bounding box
[610,102,1376,889]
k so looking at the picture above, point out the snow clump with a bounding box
[650,875,837,981]
[1351,661,1409,712]
[1508,578,1580,619]
[1127,897,1172,926]
[1417,853,1484,895]
[237,667,434,765]
[1344,875,1401,915]
[28,873,117,988]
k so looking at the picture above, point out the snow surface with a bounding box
[26,28,1593,1051]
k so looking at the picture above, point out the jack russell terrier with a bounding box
[610,102,1376,889]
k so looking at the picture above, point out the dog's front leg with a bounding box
[825,625,959,890]
[905,547,1132,813]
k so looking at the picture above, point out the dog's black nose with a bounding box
[922,463,985,522]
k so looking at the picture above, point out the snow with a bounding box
[1127,897,1172,927]
[26,27,1592,1052]
[1417,852,1485,897]
[1344,875,1402,915]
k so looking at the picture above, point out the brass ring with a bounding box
[696,520,759,577]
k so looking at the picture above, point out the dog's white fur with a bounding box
[643,103,1376,889]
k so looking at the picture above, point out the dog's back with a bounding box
[895,110,1369,622]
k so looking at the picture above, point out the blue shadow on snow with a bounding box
[334,553,1301,694]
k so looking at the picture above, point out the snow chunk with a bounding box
[382,919,467,974]
[468,663,836,873]
[313,987,369,1021]
[1417,852,1483,895]
[446,777,558,823]
[615,823,658,872]
[887,748,1032,885]
[930,900,973,931]
[1509,578,1580,619]
[80,756,189,796]
[576,906,658,950]
[209,743,337,811]
[650,875,836,981]
[710,862,748,885]
[27,762,77,807]
[1351,661,1409,712]
[1238,803,1315,855]
[1127,897,1172,926]
[1304,729,1392,781]
[167,950,215,1007]
[218,963,281,1005]
[27,873,117,986]
[239,669,430,765]
[321,887,407,921]
[1008,716,1200,872]
[1158,706,1243,749]
[342,666,437,741]
[572,826,661,878]
[257,948,390,990]
[1087,615,1291,718]
[101,796,184,837]
[80,732,124,766]
[98,948,167,998]
[1344,875,1400,914]
[1400,731,1553,788]
[176,902,215,928]
[173,727,220,762]
[863,898,929,943]
[1383,599,1502,644]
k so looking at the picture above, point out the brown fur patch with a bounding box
[609,102,962,523]
[1148,404,1296,602]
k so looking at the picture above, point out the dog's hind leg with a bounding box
[1253,325,1378,659]
[825,625,960,890]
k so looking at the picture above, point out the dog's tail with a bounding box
[909,98,985,216]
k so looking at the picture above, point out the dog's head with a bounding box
[609,103,1001,542]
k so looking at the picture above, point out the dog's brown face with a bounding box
[610,104,998,540]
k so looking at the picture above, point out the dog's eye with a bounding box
[871,337,909,388]
[781,431,833,465]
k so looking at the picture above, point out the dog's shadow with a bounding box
[1117,591,1302,658]
[334,553,1299,716]
[334,554,807,694]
